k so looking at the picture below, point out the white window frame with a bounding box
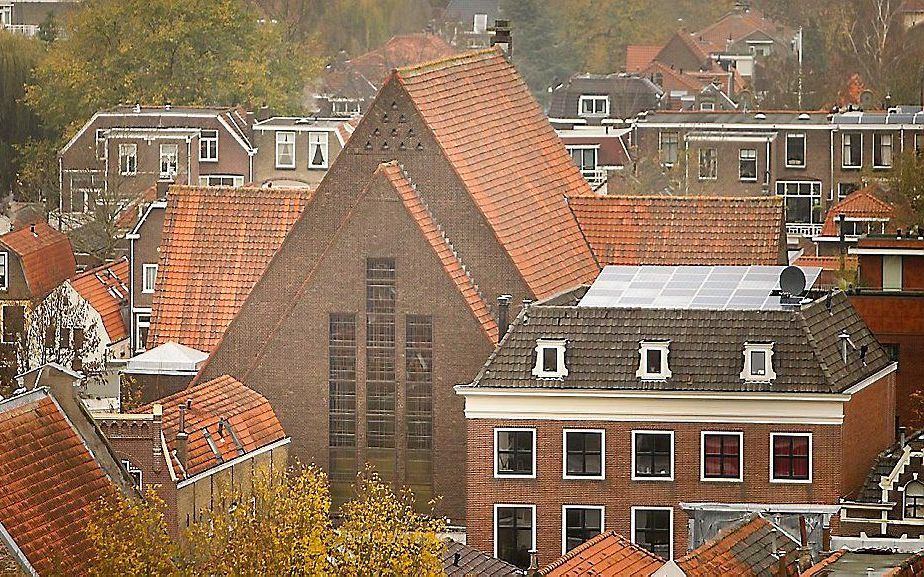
[769,432,813,484]
[121,458,143,489]
[199,129,219,162]
[493,504,536,563]
[700,431,744,483]
[741,342,776,382]
[659,131,679,166]
[159,143,178,179]
[0,251,7,291]
[532,338,568,379]
[842,133,862,169]
[700,102,715,111]
[883,255,903,292]
[739,148,757,182]
[631,430,675,481]
[95,128,107,160]
[562,428,605,480]
[874,133,893,169]
[561,505,606,554]
[578,95,609,118]
[631,506,674,560]
[494,427,537,479]
[142,264,157,294]
[698,147,717,180]
[275,131,296,169]
[473,12,488,34]
[135,313,150,353]
[331,99,361,116]
[198,175,245,188]
[903,480,924,520]
[636,340,671,381]
[118,143,137,176]
[0,5,11,28]
[785,133,806,168]
[307,132,329,169]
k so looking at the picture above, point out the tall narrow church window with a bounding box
[366,258,396,449]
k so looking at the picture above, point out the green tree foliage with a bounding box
[0,32,47,197]
[501,0,577,103]
[26,0,322,137]
[890,151,924,228]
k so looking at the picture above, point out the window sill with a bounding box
[842,165,862,170]
[785,164,806,169]
[141,289,155,294]
[199,158,219,163]
[873,166,892,170]
[120,172,137,177]
[307,166,329,170]
[739,178,758,183]
[275,165,296,170]
[631,475,674,482]
[701,476,743,483]
[563,474,605,481]
[698,177,718,181]
[494,473,537,480]
[770,478,812,484]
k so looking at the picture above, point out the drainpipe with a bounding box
[838,213,846,277]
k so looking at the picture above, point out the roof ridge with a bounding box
[395,47,499,78]
[70,256,128,281]
[540,529,663,574]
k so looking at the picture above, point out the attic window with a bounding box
[532,338,568,379]
[578,95,609,118]
[741,343,776,382]
[636,341,671,381]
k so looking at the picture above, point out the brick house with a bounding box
[811,185,896,257]
[196,48,600,522]
[125,197,166,354]
[96,374,289,537]
[58,105,256,215]
[849,235,924,429]
[251,117,355,188]
[456,265,896,567]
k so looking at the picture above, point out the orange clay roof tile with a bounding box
[675,515,799,577]
[820,186,894,236]
[626,45,663,72]
[395,48,600,299]
[569,195,785,266]
[539,530,664,577]
[0,221,76,299]
[69,258,130,342]
[148,186,312,352]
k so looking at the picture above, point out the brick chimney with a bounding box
[175,401,190,473]
[497,294,512,343]
[152,403,163,474]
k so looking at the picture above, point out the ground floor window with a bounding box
[563,506,604,553]
[495,504,535,569]
[632,507,672,559]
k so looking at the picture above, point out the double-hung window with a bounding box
[2,305,24,344]
[495,428,535,478]
[739,149,757,181]
[533,338,567,379]
[142,264,157,294]
[95,129,106,160]
[578,95,609,117]
[698,148,717,180]
[159,144,178,179]
[659,131,679,166]
[632,431,673,480]
[741,343,776,382]
[843,133,862,168]
[905,481,924,519]
[786,134,806,167]
[637,341,670,381]
[199,129,218,161]
[563,429,604,479]
[701,432,743,481]
[308,132,329,169]
[495,504,535,569]
[874,133,893,168]
[562,505,604,554]
[776,181,821,229]
[275,131,296,168]
[119,144,137,175]
[771,433,811,482]
[135,314,150,353]
[632,507,672,559]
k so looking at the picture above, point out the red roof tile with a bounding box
[640,61,708,93]
[694,10,790,54]
[148,186,311,352]
[801,549,847,577]
[394,49,600,298]
[134,374,287,478]
[0,391,116,575]
[820,186,894,236]
[539,531,664,577]
[674,515,799,576]
[626,45,662,72]
[569,195,786,266]
[0,221,76,299]
[69,258,130,342]
[793,255,858,271]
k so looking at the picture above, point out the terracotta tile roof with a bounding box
[148,186,311,352]
[568,195,786,266]
[641,61,707,93]
[440,538,520,576]
[694,10,790,54]
[134,374,287,478]
[800,549,847,576]
[382,162,499,342]
[793,255,858,271]
[674,515,800,576]
[626,45,663,72]
[0,390,116,575]
[0,221,76,299]
[820,186,894,236]
[395,48,600,298]
[539,530,664,576]
[69,258,130,342]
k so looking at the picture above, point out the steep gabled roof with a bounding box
[0,389,117,575]
[0,221,76,299]
[820,186,894,236]
[69,258,129,342]
[148,186,311,352]
[694,9,791,54]
[655,31,711,69]
[441,538,520,577]
[568,196,786,266]
[626,45,663,72]
[641,61,708,93]
[394,48,600,298]
[673,515,800,576]
[540,530,664,576]
[134,374,287,478]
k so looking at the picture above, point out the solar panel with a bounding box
[578,266,823,311]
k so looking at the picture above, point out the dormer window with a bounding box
[636,341,671,381]
[578,95,609,118]
[741,343,776,382]
[532,338,568,379]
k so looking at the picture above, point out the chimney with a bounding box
[453,552,460,567]
[900,426,907,445]
[30,223,36,237]
[176,400,190,472]
[526,550,539,576]
[490,19,512,56]
[152,403,163,474]
[822,519,832,553]
[497,294,512,343]
[838,213,847,274]
[775,550,789,577]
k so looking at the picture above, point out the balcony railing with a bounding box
[786,223,822,237]
[3,24,40,36]
[581,168,608,187]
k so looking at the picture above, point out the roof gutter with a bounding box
[841,362,897,395]
[0,520,37,576]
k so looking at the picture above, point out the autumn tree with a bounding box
[23,283,102,374]
[889,150,924,228]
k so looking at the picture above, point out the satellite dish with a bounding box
[779,266,807,296]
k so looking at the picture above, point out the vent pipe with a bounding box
[497,294,512,343]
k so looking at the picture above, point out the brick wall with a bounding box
[841,373,896,496]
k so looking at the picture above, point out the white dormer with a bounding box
[741,342,776,382]
[636,340,671,381]
[532,338,568,379]
[578,95,609,118]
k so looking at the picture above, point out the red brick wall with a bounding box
[841,373,896,496]
[466,418,844,564]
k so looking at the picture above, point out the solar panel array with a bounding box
[578,266,823,311]
[833,111,924,125]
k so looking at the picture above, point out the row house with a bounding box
[59,105,256,216]
[251,116,354,188]
[633,108,924,237]
[457,265,896,567]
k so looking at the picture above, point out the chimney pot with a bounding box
[901,426,907,445]
[453,552,460,566]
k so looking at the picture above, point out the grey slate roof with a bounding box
[639,111,830,125]
[850,430,924,503]
[440,538,521,577]
[548,74,663,120]
[469,292,890,394]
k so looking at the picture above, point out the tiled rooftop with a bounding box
[674,515,799,576]
[395,48,600,299]
[0,221,76,299]
[539,530,664,576]
[0,389,116,575]
[625,44,662,72]
[134,374,287,478]
[440,538,520,577]
[148,185,311,352]
[820,187,894,236]
[69,258,129,342]
[569,195,785,266]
